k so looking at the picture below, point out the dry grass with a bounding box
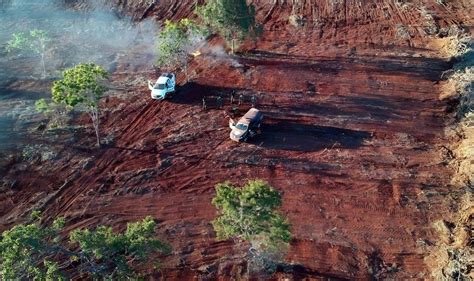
[452,121,473,186]
[444,66,473,124]
[433,220,453,244]
[440,28,473,186]
[395,24,411,40]
[426,194,473,280]
[417,6,438,35]
[431,26,473,280]
[448,65,473,186]
[394,0,412,11]
[441,27,472,58]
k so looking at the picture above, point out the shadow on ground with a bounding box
[251,121,371,152]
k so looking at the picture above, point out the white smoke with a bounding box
[0,0,159,150]
[205,45,243,68]
[0,0,158,82]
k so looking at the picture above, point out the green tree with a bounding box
[0,214,66,280]
[196,0,260,53]
[156,18,207,81]
[6,29,49,78]
[0,215,169,280]
[70,216,170,279]
[51,63,108,147]
[212,180,291,275]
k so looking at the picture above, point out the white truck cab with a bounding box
[229,108,263,142]
[148,73,176,100]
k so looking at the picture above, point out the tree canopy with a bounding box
[0,215,169,280]
[195,0,260,52]
[51,63,108,147]
[0,214,65,280]
[52,63,108,108]
[6,29,49,78]
[156,18,207,79]
[212,179,291,249]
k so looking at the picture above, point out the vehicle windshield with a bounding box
[235,123,248,131]
[154,83,166,90]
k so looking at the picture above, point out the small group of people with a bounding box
[202,91,258,110]
[202,96,223,110]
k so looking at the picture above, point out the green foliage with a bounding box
[6,29,48,54]
[0,215,168,280]
[6,29,49,77]
[156,18,207,68]
[35,98,71,130]
[212,180,291,249]
[195,0,261,52]
[30,210,43,221]
[51,63,109,147]
[5,33,29,53]
[0,215,64,280]
[52,63,108,108]
[35,98,51,114]
[22,145,40,161]
[70,216,170,279]
[21,144,57,162]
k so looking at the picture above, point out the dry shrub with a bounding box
[395,24,411,40]
[452,122,473,186]
[417,6,438,35]
[451,68,473,119]
[441,27,472,58]
[394,0,411,11]
[447,65,473,186]
[288,14,305,27]
[432,27,473,280]
[441,28,473,186]
[433,220,453,244]
[426,194,473,280]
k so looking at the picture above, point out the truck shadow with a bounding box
[171,83,372,152]
[171,82,243,106]
[252,121,371,152]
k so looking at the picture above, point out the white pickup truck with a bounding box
[229,108,263,142]
[148,73,176,100]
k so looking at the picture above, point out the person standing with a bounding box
[230,90,235,105]
[202,97,207,110]
[238,94,244,105]
[216,96,223,109]
[251,95,257,107]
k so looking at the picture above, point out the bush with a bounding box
[6,29,49,78]
[195,0,261,53]
[0,214,169,280]
[51,63,109,147]
[212,180,291,275]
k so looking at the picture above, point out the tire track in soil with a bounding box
[1,1,470,279]
[42,93,164,219]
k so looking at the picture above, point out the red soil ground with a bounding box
[1,0,473,279]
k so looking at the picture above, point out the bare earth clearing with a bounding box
[1,0,473,279]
